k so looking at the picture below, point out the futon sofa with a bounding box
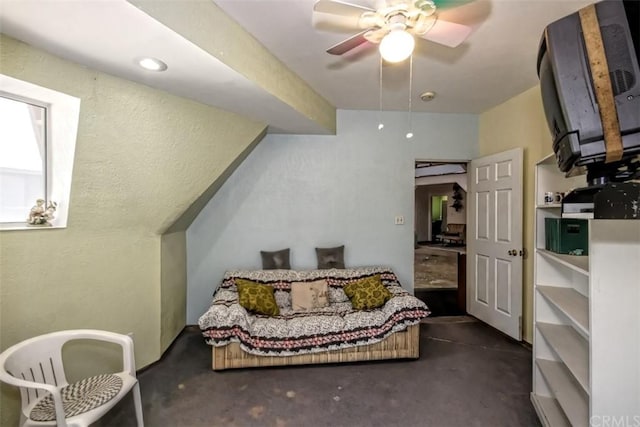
[198,267,430,370]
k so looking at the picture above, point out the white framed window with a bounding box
[0,95,49,223]
[0,74,80,230]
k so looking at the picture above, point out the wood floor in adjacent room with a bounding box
[414,244,467,316]
[96,318,540,427]
[414,244,463,290]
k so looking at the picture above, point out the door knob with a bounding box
[508,249,517,256]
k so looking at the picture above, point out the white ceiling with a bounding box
[215,0,592,113]
[0,0,592,132]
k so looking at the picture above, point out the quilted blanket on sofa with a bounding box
[198,267,430,356]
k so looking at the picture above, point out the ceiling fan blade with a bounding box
[431,0,475,11]
[437,0,488,26]
[374,0,388,9]
[313,11,363,31]
[326,29,372,55]
[313,0,375,17]
[413,0,436,14]
[419,18,471,48]
[363,27,387,44]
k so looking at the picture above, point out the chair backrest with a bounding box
[0,332,70,409]
[447,223,466,235]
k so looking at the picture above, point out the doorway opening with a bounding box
[414,160,468,316]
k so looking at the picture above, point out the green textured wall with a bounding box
[478,86,549,344]
[0,35,267,425]
[431,196,443,221]
[160,231,187,351]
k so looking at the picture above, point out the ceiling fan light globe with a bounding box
[379,29,415,63]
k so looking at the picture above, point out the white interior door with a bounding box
[467,148,523,340]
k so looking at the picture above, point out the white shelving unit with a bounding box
[531,154,640,426]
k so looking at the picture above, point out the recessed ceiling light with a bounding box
[137,57,168,72]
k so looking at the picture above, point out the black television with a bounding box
[537,0,640,184]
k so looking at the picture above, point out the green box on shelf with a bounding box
[545,218,589,255]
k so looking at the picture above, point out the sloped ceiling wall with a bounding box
[0,34,267,426]
[129,0,336,134]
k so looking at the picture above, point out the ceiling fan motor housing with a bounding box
[384,4,436,35]
[388,14,408,30]
[314,0,472,55]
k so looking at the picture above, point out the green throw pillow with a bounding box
[236,279,280,316]
[343,274,392,310]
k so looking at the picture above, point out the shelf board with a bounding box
[537,286,589,337]
[531,394,571,427]
[536,203,562,209]
[561,212,594,219]
[537,323,589,395]
[537,153,557,166]
[537,359,589,427]
[538,249,589,275]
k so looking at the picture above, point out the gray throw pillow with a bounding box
[260,248,291,270]
[315,245,345,269]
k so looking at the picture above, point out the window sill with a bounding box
[0,223,66,231]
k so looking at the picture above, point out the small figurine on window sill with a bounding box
[27,199,57,226]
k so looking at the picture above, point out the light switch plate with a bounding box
[394,215,404,225]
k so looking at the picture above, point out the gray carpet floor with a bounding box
[97,318,540,427]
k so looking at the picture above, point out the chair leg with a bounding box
[132,382,144,426]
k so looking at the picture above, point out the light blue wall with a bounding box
[186,109,478,323]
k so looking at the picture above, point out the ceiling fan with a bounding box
[313,0,473,62]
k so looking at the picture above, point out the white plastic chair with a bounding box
[0,329,144,427]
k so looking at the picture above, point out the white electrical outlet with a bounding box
[394,216,404,225]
